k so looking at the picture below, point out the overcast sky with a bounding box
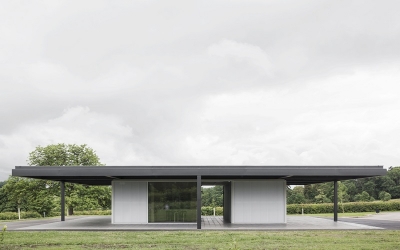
[1,0,400,181]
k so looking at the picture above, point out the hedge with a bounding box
[287,200,400,214]
[0,211,41,220]
[3,201,399,220]
[201,207,223,216]
[73,210,111,215]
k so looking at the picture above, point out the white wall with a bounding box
[232,180,286,224]
[112,180,148,224]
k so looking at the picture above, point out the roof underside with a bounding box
[12,165,386,185]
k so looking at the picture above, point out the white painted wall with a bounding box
[232,180,286,224]
[112,180,148,224]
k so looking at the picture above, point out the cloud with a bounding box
[1,1,400,180]
[0,107,147,179]
[207,39,273,75]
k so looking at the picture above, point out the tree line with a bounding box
[287,166,400,204]
[0,144,111,215]
[199,167,400,207]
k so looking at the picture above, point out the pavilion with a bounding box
[12,165,386,229]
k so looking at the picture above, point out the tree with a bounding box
[202,186,223,207]
[27,143,111,215]
[303,184,319,203]
[287,186,306,204]
[314,189,331,204]
[28,144,102,166]
[0,181,8,212]
[2,177,32,212]
[387,167,400,198]
[379,191,391,201]
[342,180,357,201]
[354,191,371,202]
[338,181,350,213]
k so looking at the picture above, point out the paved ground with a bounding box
[336,212,400,230]
[3,215,382,231]
[2,216,84,231]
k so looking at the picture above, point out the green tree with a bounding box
[354,191,371,202]
[27,143,111,215]
[387,167,400,198]
[1,176,55,215]
[363,180,377,199]
[202,186,223,207]
[379,191,391,201]
[304,184,319,203]
[2,177,32,213]
[314,189,331,204]
[28,144,102,166]
[342,180,357,201]
[338,181,350,213]
[0,181,10,212]
[287,186,306,204]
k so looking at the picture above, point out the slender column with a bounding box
[197,175,202,229]
[61,181,65,221]
[333,180,338,222]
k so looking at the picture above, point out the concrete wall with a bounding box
[111,179,286,225]
[231,180,286,224]
[112,180,148,224]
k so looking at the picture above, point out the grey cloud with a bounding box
[1,0,400,180]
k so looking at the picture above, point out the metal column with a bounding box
[333,180,338,222]
[61,181,65,221]
[197,175,202,229]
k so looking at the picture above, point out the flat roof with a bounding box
[12,165,386,185]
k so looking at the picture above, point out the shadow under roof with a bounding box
[12,165,386,185]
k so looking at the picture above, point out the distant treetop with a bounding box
[28,143,103,166]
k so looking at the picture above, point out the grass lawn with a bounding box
[1,231,400,249]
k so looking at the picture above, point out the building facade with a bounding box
[12,165,386,228]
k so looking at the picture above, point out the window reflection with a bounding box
[148,182,197,222]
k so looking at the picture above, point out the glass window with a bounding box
[148,182,197,223]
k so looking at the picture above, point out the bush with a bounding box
[73,210,111,215]
[201,207,223,216]
[287,200,400,214]
[48,211,61,217]
[379,191,391,201]
[0,211,41,220]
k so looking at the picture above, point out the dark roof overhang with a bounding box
[12,165,386,185]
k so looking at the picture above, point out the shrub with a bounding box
[215,207,223,216]
[379,191,391,201]
[0,211,41,220]
[73,210,111,215]
[22,211,42,219]
[287,200,400,214]
[201,207,223,216]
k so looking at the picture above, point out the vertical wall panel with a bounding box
[232,180,286,224]
[112,180,147,224]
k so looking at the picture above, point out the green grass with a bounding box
[1,231,400,249]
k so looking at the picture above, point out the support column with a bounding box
[61,181,65,222]
[197,175,202,229]
[333,180,338,222]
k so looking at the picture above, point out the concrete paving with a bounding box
[2,216,84,231]
[6,215,382,231]
[336,211,400,230]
